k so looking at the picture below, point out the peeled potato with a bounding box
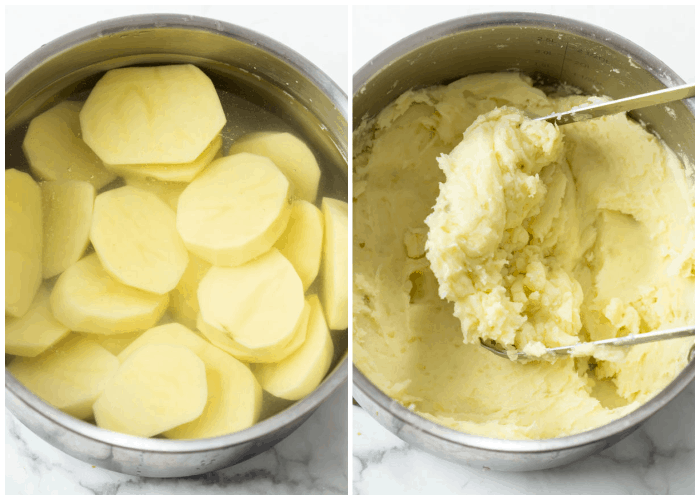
[8,336,120,420]
[6,169,43,317]
[177,153,292,266]
[22,101,116,189]
[198,248,304,352]
[41,180,95,279]
[320,198,349,330]
[196,301,310,364]
[275,200,324,290]
[79,331,144,356]
[93,343,207,437]
[106,135,223,183]
[228,132,321,202]
[6,284,70,357]
[253,295,333,400]
[122,176,188,212]
[117,323,262,439]
[169,252,211,330]
[80,64,226,166]
[50,253,169,335]
[91,186,189,294]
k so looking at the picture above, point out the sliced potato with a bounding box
[91,186,189,294]
[177,153,292,266]
[6,169,43,317]
[80,64,226,166]
[320,198,349,330]
[41,180,95,279]
[275,200,324,291]
[93,343,207,437]
[50,253,169,335]
[22,101,116,189]
[228,132,321,202]
[6,284,70,357]
[79,330,143,356]
[8,336,120,420]
[122,176,188,212]
[253,295,333,400]
[106,135,223,183]
[117,323,262,439]
[168,252,211,330]
[198,249,304,351]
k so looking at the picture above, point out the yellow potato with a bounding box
[106,135,223,183]
[198,249,304,352]
[122,176,188,212]
[79,331,144,356]
[22,101,116,189]
[41,180,95,279]
[6,169,43,317]
[50,253,169,335]
[90,186,189,294]
[253,295,333,400]
[6,284,70,357]
[168,252,211,330]
[196,301,310,364]
[80,64,226,166]
[275,200,324,290]
[320,197,349,330]
[228,132,321,202]
[93,343,207,437]
[8,336,120,420]
[177,153,292,266]
[117,323,262,439]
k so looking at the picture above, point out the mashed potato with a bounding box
[353,72,694,439]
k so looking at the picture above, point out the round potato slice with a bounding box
[50,253,169,335]
[22,101,116,190]
[320,197,349,330]
[177,153,292,266]
[275,200,324,291]
[41,180,95,279]
[122,175,187,212]
[253,295,334,401]
[6,169,43,317]
[91,186,189,294]
[93,343,207,437]
[228,132,321,202]
[198,249,304,352]
[80,64,226,165]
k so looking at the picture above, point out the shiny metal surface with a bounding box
[353,12,694,472]
[6,14,347,478]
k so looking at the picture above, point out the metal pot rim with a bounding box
[5,12,348,453]
[352,11,694,454]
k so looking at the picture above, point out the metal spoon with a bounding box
[534,83,695,125]
[480,326,695,362]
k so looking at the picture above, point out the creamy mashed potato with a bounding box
[353,73,694,439]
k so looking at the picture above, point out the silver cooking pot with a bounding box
[5,13,348,478]
[353,12,694,472]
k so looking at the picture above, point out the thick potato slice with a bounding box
[198,249,304,351]
[93,343,207,437]
[253,295,333,400]
[228,132,321,202]
[169,252,211,330]
[196,301,310,363]
[91,186,189,294]
[79,331,143,356]
[8,336,120,420]
[6,169,43,317]
[80,64,226,166]
[177,153,292,266]
[106,135,223,183]
[41,180,95,279]
[50,253,169,335]
[275,200,324,291]
[117,323,262,439]
[122,175,187,212]
[6,284,70,357]
[22,101,116,190]
[320,198,349,330]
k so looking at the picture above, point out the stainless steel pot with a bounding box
[5,14,348,478]
[353,12,694,472]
